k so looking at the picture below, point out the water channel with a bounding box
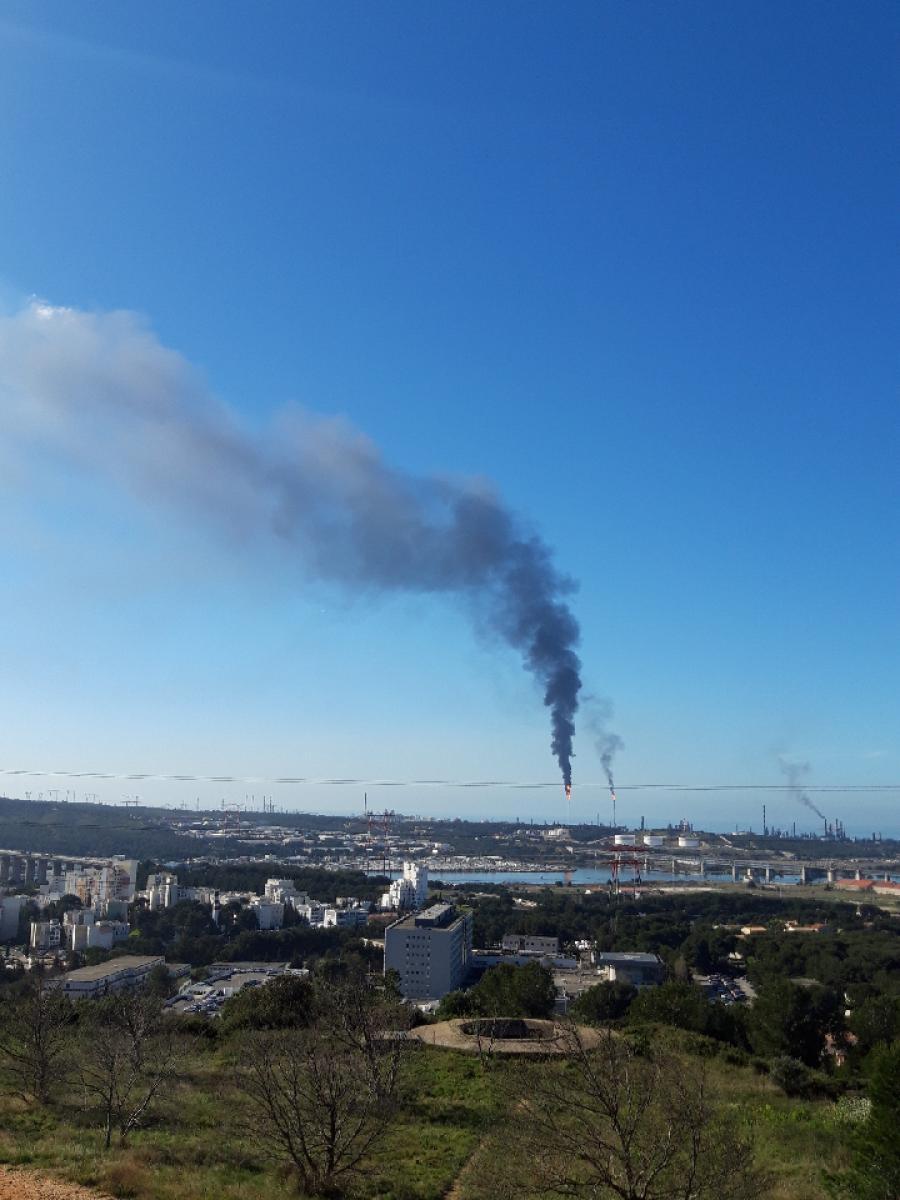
[428,867,804,887]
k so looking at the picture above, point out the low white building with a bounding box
[501,934,560,956]
[87,921,130,952]
[50,955,165,999]
[595,952,664,987]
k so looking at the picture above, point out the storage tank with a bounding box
[641,834,665,847]
[677,836,700,849]
[613,834,636,847]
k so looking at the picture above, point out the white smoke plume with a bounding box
[585,697,624,791]
[777,755,826,821]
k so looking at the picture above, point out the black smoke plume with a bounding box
[0,302,582,786]
[778,756,825,821]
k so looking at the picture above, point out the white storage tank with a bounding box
[642,834,665,847]
[613,834,636,846]
[677,836,700,849]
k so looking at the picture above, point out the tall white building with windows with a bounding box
[384,903,472,1000]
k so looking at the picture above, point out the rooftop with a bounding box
[595,952,662,965]
[390,904,464,932]
[59,955,163,982]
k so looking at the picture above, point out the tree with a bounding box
[749,979,840,1067]
[850,995,900,1057]
[571,980,637,1024]
[628,980,711,1034]
[77,991,181,1149]
[237,979,408,1196]
[828,1043,900,1199]
[436,988,479,1019]
[495,1027,766,1200]
[220,974,314,1033]
[219,900,259,934]
[689,936,715,974]
[0,977,73,1103]
[144,962,177,1000]
[46,894,83,922]
[468,962,557,1018]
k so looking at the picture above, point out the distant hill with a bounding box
[0,795,250,862]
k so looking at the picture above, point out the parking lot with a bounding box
[165,962,305,1018]
[694,972,756,1005]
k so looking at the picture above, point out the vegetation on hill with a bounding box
[0,974,875,1200]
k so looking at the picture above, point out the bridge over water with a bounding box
[628,851,900,885]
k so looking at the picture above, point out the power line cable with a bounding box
[0,768,896,793]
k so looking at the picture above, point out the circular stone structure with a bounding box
[408,1017,603,1055]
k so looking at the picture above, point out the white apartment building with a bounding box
[384,903,472,1000]
[64,911,130,952]
[381,861,429,912]
[145,873,218,910]
[249,899,284,930]
[264,879,307,906]
[323,906,368,929]
[65,859,139,906]
[295,902,327,926]
[30,919,62,952]
[146,872,179,910]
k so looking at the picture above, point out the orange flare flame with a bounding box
[565,784,572,802]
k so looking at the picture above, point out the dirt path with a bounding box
[444,1138,488,1200]
[0,1166,113,1200]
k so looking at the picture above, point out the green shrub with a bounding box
[770,1055,815,1098]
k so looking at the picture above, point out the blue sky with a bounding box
[0,2,897,833]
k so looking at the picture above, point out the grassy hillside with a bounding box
[0,1032,852,1200]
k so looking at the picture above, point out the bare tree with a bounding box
[237,980,409,1196]
[77,991,181,1149]
[490,1026,766,1200]
[325,975,410,1098]
[0,976,73,1103]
